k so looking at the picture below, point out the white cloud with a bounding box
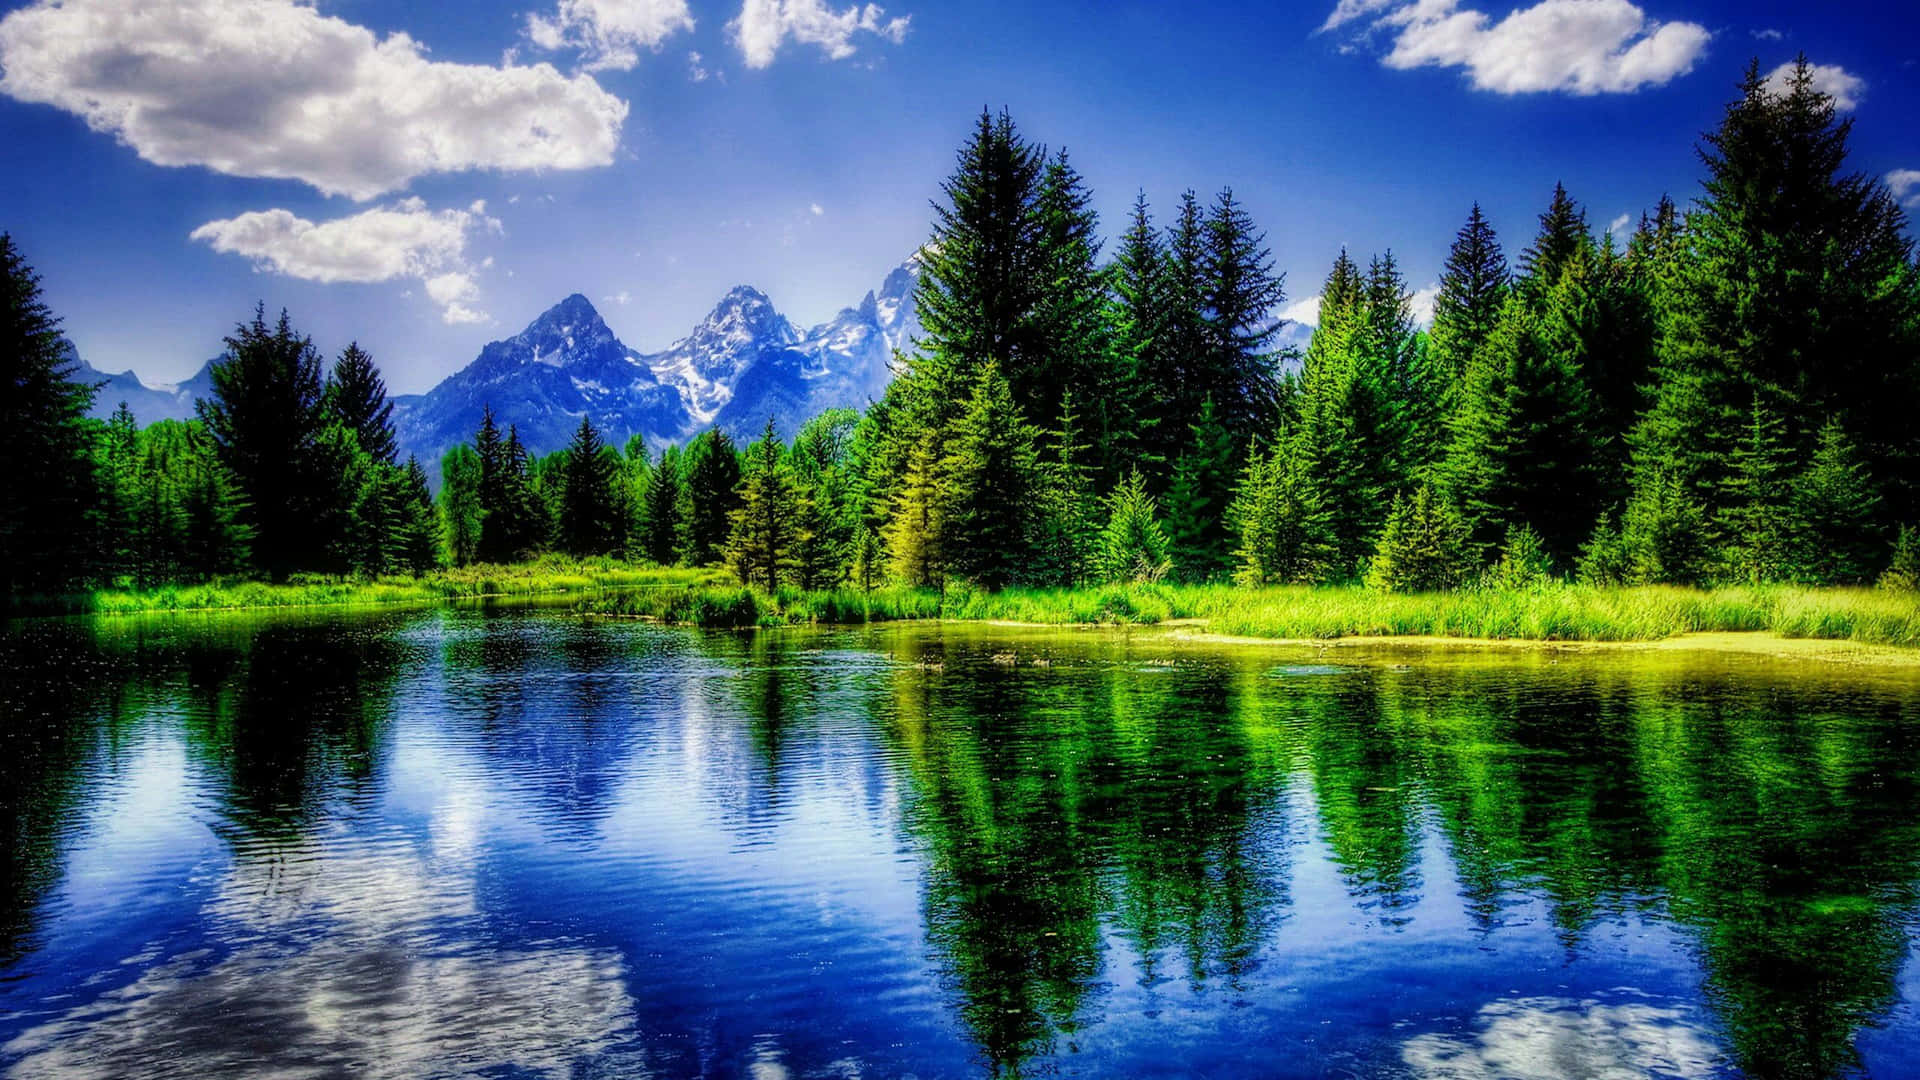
[1889,169,1920,209]
[525,0,694,72]
[1280,294,1324,328]
[1408,283,1440,327]
[1329,0,1710,95]
[1751,27,1783,41]
[810,202,825,216]
[604,290,633,306]
[191,198,500,324]
[1608,212,1632,236]
[1765,61,1865,111]
[730,0,910,69]
[688,50,713,81]
[0,0,628,200]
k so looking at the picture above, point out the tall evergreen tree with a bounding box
[1440,293,1605,564]
[1200,187,1289,444]
[680,429,742,565]
[884,441,947,589]
[1096,468,1171,583]
[1517,182,1591,291]
[324,343,397,465]
[559,415,624,557]
[439,444,483,566]
[638,445,684,566]
[727,418,802,590]
[197,304,330,580]
[1718,396,1798,583]
[1632,59,1920,524]
[0,234,99,599]
[1788,419,1882,584]
[942,361,1040,589]
[397,456,440,573]
[1230,445,1334,585]
[1427,204,1510,408]
[1111,191,1171,471]
[1163,397,1238,581]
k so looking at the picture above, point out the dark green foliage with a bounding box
[439,444,482,566]
[1428,204,1510,400]
[1880,527,1920,591]
[324,343,397,465]
[1439,292,1604,564]
[1163,398,1238,581]
[789,409,861,587]
[1719,396,1797,584]
[0,234,99,600]
[1789,420,1882,585]
[1632,59,1920,524]
[727,419,802,590]
[1097,469,1170,583]
[559,415,625,557]
[638,444,684,566]
[884,442,946,588]
[1230,445,1333,586]
[1485,524,1555,590]
[680,429,742,566]
[1583,471,1712,586]
[1517,182,1590,292]
[397,456,439,573]
[942,362,1039,589]
[197,304,332,581]
[1028,392,1100,587]
[1199,188,1289,443]
[1366,485,1475,593]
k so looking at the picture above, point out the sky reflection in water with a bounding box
[2,608,1919,1079]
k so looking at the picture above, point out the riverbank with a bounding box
[35,570,1920,653]
[44,560,728,615]
[581,580,1920,650]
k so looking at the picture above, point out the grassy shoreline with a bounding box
[28,568,1919,652]
[34,559,728,616]
[581,580,1920,649]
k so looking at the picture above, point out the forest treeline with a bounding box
[3,60,1918,607]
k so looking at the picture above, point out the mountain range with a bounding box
[71,259,923,470]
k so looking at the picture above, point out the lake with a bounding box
[3,606,1920,1079]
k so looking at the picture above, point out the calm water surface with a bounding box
[4,607,1920,1079]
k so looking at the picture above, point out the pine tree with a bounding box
[1517,182,1591,292]
[1632,59,1920,525]
[1439,293,1604,564]
[1719,395,1797,584]
[638,445,684,566]
[680,429,742,566]
[1230,445,1334,585]
[1029,149,1122,475]
[324,343,397,465]
[438,444,483,566]
[1365,485,1475,593]
[1163,397,1238,581]
[397,456,440,573]
[789,409,860,586]
[499,426,548,560]
[1111,191,1171,472]
[0,234,99,599]
[727,418,802,590]
[1788,419,1882,584]
[473,405,510,563]
[942,361,1040,589]
[1879,526,1920,591]
[179,424,250,579]
[1619,470,1712,585]
[559,415,623,557]
[197,304,330,580]
[884,441,947,588]
[1097,468,1170,583]
[1428,203,1510,403]
[1200,188,1288,444]
[1029,392,1100,587]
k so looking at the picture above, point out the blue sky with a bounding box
[1,0,1915,394]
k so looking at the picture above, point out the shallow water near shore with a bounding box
[4,606,1920,1078]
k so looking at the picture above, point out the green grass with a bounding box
[72,557,726,615]
[582,579,1920,648]
[49,562,1920,650]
